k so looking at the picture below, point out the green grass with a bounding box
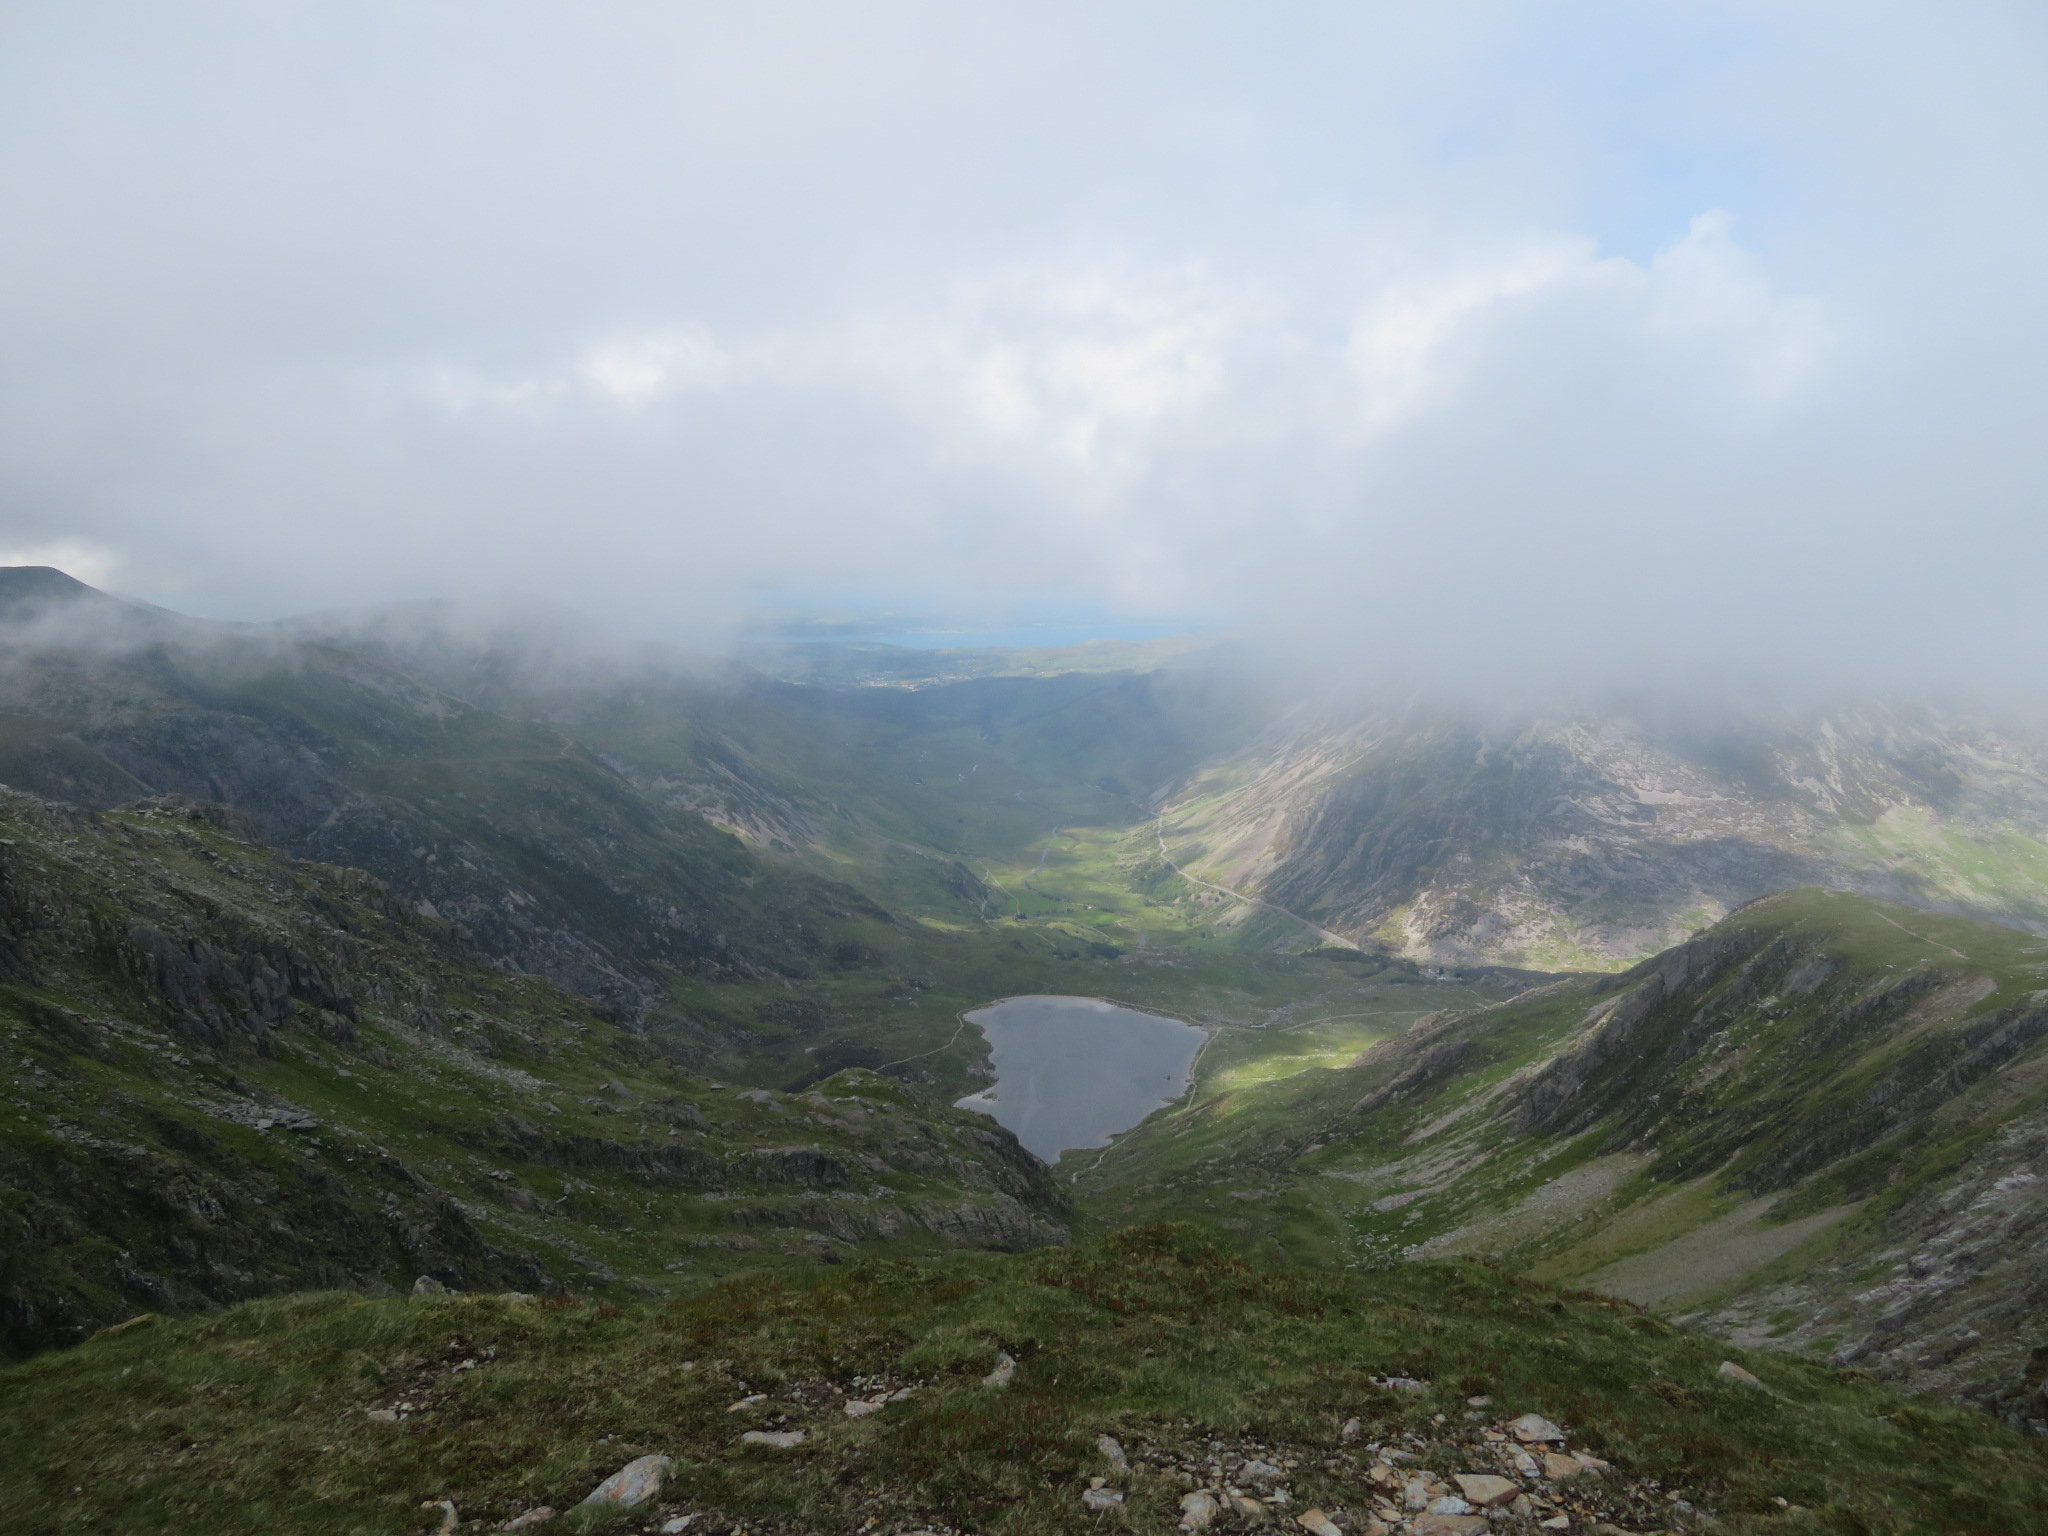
[3,1225,2041,1536]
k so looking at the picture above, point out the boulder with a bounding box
[1097,1434,1129,1471]
[578,1454,674,1508]
[1179,1490,1221,1531]
[1240,1459,1285,1481]
[1508,1413,1568,1444]
[412,1275,451,1297]
[1297,1511,1342,1536]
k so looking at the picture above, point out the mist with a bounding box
[1,2,2044,698]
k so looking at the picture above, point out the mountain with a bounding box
[1151,699,2048,968]
[1075,888,2048,1414]
[0,784,1066,1358]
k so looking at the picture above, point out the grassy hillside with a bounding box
[1074,890,2048,1405]
[4,1225,2042,1536]
[0,788,1070,1357]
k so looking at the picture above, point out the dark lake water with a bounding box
[953,995,1205,1162]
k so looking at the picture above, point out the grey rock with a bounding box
[1083,1483,1125,1512]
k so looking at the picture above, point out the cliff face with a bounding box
[1077,889,2048,1412]
[1155,700,2048,967]
[0,789,1065,1359]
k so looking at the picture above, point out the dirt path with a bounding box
[1152,813,1357,949]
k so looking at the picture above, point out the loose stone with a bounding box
[1509,1414,1569,1444]
[1296,1510,1342,1536]
[1454,1473,1521,1507]
[578,1455,675,1508]
[983,1351,1017,1388]
[739,1430,805,1449]
[1179,1490,1221,1531]
[1083,1483,1125,1512]
[1718,1360,1767,1390]
[502,1509,555,1531]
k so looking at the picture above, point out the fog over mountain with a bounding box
[1,3,2044,698]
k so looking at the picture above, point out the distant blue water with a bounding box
[955,995,1204,1162]
[792,624,1203,650]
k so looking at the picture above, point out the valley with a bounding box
[3,568,2047,1532]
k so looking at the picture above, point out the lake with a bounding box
[953,995,1206,1162]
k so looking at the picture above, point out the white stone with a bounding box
[1180,1490,1221,1531]
[983,1351,1017,1388]
[1508,1413,1568,1444]
[577,1455,674,1509]
[1718,1359,1767,1390]
[739,1430,805,1449]
[1297,1510,1342,1536]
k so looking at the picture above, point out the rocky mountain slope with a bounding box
[1074,889,2048,1416]
[1154,700,2048,968]
[0,786,1066,1358]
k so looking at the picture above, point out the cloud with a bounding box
[0,2,2042,696]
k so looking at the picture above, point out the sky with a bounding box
[0,2,2044,692]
